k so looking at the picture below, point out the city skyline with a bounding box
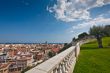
[0,0,110,43]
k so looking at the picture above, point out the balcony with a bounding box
[25,43,80,73]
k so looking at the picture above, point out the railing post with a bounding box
[75,43,80,58]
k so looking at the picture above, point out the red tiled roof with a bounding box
[52,48,59,53]
[0,63,10,69]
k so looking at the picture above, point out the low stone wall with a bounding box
[25,43,80,73]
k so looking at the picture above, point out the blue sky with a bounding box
[0,0,110,43]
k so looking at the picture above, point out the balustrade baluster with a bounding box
[51,70,54,73]
[54,67,58,73]
[59,64,63,73]
[61,62,66,73]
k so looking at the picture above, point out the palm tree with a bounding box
[89,25,104,48]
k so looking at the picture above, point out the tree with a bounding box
[59,43,72,53]
[48,51,55,58]
[104,25,110,36]
[21,66,33,73]
[72,37,76,42]
[78,32,88,40]
[89,25,104,48]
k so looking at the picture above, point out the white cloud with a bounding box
[47,0,110,22]
[70,30,74,33]
[72,16,110,30]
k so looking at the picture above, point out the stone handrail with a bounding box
[25,43,80,73]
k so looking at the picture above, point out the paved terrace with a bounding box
[25,43,81,73]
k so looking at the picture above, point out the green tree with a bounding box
[104,25,110,36]
[59,43,72,53]
[78,32,88,40]
[48,51,55,58]
[89,25,104,48]
[72,37,76,42]
[21,66,33,73]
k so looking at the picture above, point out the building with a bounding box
[0,63,10,73]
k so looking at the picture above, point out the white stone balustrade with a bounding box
[25,43,80,73]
